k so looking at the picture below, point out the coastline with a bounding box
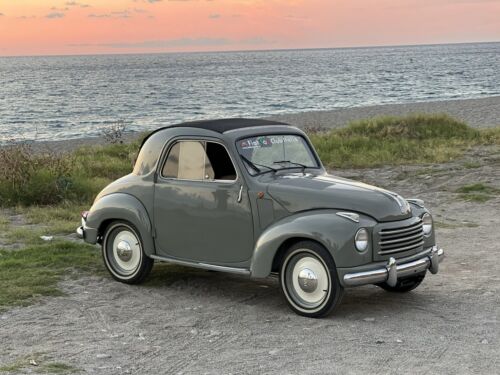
[24,95,500,152]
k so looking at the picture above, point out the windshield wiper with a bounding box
[273,160,308,173]
[239,154,277,175]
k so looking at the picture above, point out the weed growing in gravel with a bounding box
[0,242,102,311]
[0,354,79,374]
[456,183,500,202]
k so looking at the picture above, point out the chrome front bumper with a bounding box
[343,246,444,287]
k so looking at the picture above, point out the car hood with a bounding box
[266,173,412,222]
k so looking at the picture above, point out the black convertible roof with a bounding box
[166,118,288,133]
[140,118,290,149]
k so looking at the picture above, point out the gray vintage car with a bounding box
[77,119,444,318]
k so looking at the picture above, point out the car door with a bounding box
[153,139,255,264]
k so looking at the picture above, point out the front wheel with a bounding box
[280,241,344,318]
[102,221,153,284]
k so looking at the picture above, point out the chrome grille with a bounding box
[378,219,424,255]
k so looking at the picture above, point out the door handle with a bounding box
[237,185,243,203]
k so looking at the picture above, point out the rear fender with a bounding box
[85,193,155,256]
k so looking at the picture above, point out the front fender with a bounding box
[85,193,155,256]
[250,209,376,278]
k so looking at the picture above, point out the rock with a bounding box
[396,339,403,343]
[96,354,111,359]
[375,339,385,344]
[481,339,489,344]
[29,359,38,366]
[363,317,375,322]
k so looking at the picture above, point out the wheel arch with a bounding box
[271,237,330,273]
[250,209,373,278]
[85,193,156,256]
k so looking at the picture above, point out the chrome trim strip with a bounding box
[379,226,423,239]
[336,212,360,223]
[407,198,425,208]
[379,221,422,235]
[150,254,251,275]
[378,240,424,254]
[379,231,424,245]
[343,246,444,287]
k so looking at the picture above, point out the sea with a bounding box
[0,42,499,142]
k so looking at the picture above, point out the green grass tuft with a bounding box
[0,242,102,311]
[455,183,499,202]
[310,114,499,168]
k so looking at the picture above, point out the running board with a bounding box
[150,255,251,276]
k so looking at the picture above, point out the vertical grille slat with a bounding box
[378,219,424,255]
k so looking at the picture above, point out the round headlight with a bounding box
[355,228,369,252]
[422,213,432,236]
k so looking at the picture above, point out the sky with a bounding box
[0,0,499,56]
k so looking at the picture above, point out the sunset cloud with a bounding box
[65,1,91,8]
[45,12,65,19]
[1,0,499,56]
[70,36,271,48]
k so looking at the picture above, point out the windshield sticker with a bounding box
[240,136,300,150]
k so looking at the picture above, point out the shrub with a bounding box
[0,142,74,205]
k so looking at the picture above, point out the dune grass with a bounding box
[310,114,500,168]
[0,114,498,207]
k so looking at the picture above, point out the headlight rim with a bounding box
[421,212,433,237]
[354,227,369,252]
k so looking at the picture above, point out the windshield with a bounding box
[236,134,319,175]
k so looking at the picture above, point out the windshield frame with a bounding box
[235,133,322,176]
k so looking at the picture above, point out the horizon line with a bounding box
[1,40,499,58]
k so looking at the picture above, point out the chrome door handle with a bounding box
[237,185,243,203]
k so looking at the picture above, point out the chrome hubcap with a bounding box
[111,229,141,274]
[287,253,330,309]
[116,240,132,262]
[298,268,318,293]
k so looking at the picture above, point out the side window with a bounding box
[162,141,205,180]
[205,142,237,181]
[162,141,237,181]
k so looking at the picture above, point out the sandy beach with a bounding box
[271,95,500,129]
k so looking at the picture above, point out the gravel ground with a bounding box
[1,147,499,374]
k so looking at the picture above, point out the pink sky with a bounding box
[0,0,499,56]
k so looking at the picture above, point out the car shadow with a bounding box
[138,263,446,319]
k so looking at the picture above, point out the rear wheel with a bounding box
[102,221,153,284]
[279,241,344,318]
[377,272,426,293]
